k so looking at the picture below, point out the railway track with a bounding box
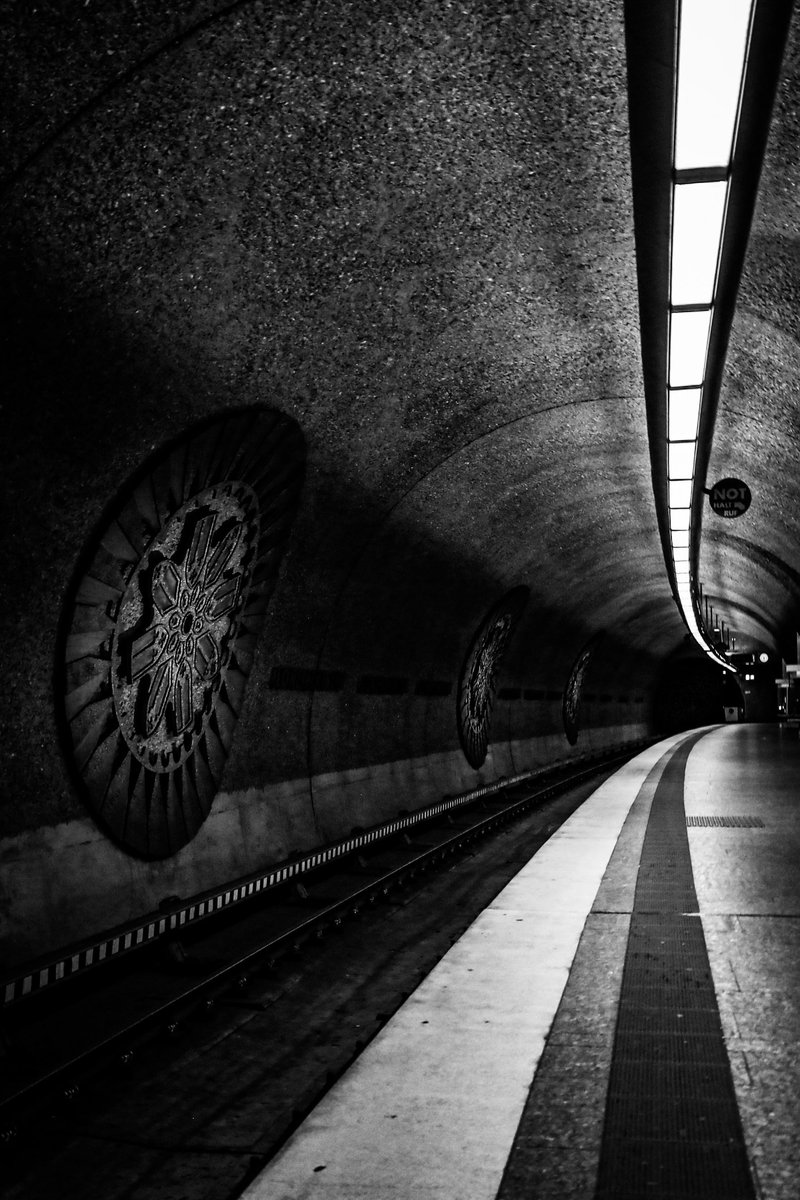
[0,742,649,1154]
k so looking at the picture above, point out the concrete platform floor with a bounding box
[242,724,800,1200]
[686,725,800,1200]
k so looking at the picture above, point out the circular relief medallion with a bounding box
[562,634,603,746]
[110,483,258,772]
[457,588,529,769]
[59,408,305,859]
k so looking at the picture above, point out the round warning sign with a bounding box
[709,478,751,519]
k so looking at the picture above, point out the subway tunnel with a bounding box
[1,1,800,1196]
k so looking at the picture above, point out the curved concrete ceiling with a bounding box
[702,14,800,656]
[1,1,797,893]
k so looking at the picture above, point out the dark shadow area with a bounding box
[653,650,728,734]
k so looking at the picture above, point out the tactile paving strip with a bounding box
[603,1092,743,1143]
[686,815,764,827]
[595,733,756,1199]
[597,1137,753,1199]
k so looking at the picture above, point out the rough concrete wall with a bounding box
[1,718,650,965]
[1,0,686,967]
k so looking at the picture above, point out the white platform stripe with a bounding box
[241,732,695,1200]
[1,751,636,1006]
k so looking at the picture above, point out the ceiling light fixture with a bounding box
[627,0,792,675]
[668,441,697,479]
[662,0,760,673]
[668,308,713,387]
[670,182,729,305]
[668,388,703,441]
[674,0,753,170]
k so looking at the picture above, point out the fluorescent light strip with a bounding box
[661,0,752,677]
[673,546,733,664]
[671,181,729,306]
[668,440,696,480]
[669,308,713,387]
[677,598,734,671]
[669,479,692,508]
[674,0,753,171]
[668,388,702,441]
[672,520,733,669]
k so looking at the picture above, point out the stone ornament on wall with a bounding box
[457,587,529,769]
[562,633,603,746]
[58,408,305,859]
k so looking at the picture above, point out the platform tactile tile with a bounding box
[686,815,765,827]
[594,733,756,1199]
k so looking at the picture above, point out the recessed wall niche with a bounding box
[562,633,603,746]
[457,587,529,769]
[58,408,305,859]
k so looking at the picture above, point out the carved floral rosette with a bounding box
[562,634,603,746]
[457,588,529,769]
[59,409,305,859]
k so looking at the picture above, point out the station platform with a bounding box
[240,724,800,1200]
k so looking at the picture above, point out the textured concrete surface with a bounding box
[1,729,648,962]
[686,725,800,1200]
[1,1,658,825]
[496,724,671,1200]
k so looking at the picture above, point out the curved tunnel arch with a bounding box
[2,0,799,964]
